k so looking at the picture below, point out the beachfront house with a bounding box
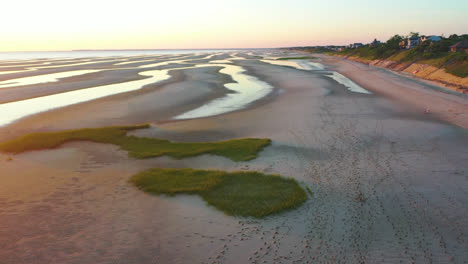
[406,36,421,49]
[399,40,407,49]
[450,40,468,52]
[369,39,381,47]
[421,35,441,42]
[349,43,363,49]
[328,46,346,51]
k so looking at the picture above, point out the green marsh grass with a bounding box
[130,168,308,218]
[0,125,271,161]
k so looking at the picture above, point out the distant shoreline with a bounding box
[0,49,239,60]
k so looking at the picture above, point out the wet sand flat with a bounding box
[0,51,467,263]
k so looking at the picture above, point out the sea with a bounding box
[0,49,239,60]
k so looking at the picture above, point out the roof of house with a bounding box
[450,40,468,48]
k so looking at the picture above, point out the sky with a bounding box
[1,0,467,51]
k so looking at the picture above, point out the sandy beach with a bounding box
[0,51,467,263]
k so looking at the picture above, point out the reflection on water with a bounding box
[136,54,197,68]
[136,53,219,68]
[204,53,222,60]
[115,58,159,65]
[0,49,237,60]
[0,62,51,68]
[0,69,36,75]
[325,72,372,94]
[31,58,126,69]
[260,58,370,94]
[0,54,272,125]
[175,64,273,120]
[0,70,101,88]
[138,60,190,68]
[261,59,324,70]
[209,60,233,64]
[0,70,171,126]
[0,58,126,77]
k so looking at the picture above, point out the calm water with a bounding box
[0,49,238,60]
[0,56,275,126]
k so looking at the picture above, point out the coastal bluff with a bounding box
[334,55,468,93]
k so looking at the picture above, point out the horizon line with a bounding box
[0,48,280,53]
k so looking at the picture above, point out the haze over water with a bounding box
[0,50,243,60]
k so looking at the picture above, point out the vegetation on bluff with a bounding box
[276,56,316,60]
[329,33,468,78]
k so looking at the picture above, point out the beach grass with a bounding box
[0,125,271,161]
[277,57,316,60]
[130,168,308,218]
[445,60,468,78]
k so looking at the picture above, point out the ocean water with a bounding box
[0,55,277,126]
[0,49,238,60]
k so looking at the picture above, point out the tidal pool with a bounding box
[0,70,101,88]
[136,54,197,68]
[138,60,191,68]
[260,59,369,94]
[209,60,233,64]
[0,70,171,126]
[0,62,51,68]
[29,58,127,69]
[115,58,160,65]
[204,53,222,59]
[325,72,372,94]
[0,59,273,125]
[261,59,325,70]
[174,64,273,120]
[0,69,36,75]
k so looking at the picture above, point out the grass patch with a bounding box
[0,125,271,161]
[387,50,411,62]
[277,57,316,60]
[445,60,468,78]
[306,186,313,196]
[130,168,308,218]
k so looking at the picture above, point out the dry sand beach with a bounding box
[0,51,467,263]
